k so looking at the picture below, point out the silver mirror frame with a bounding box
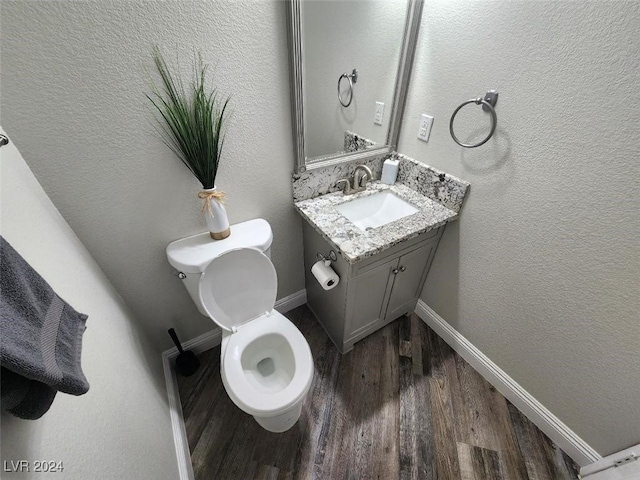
[287,0,424,174]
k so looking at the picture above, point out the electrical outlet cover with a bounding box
[417,114,434,142]
[374,102,385,125]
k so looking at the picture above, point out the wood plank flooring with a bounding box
[176,306,579,480]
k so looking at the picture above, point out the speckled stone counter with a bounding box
[292,154,386,202]
[294,182,458,264]
[344,131,377,153]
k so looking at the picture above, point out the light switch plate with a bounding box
[417,114,434,142]
[374,102,385,125]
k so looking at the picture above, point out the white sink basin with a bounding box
[335,191,419,231]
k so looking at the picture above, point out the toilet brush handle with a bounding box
[168,328,185,354]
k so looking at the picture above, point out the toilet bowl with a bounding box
[166,219,314,432]
[219,307,313,432]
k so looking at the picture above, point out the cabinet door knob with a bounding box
[399,266,406,272]
[392,268,399,275]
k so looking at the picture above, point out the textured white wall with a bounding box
[303,0,407,158]
[1,0,305,350]
[398,0,640,456]
[0,128,179,479]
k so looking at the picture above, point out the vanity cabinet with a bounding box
[302,221,444,353]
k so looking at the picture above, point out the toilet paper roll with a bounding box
[311,261,340,291]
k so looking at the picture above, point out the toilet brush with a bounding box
[168,328,200,377]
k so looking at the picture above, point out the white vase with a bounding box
[201,186,230,240]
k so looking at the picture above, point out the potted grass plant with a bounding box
[147,46,231,239]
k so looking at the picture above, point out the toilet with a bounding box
[166,219,314,432]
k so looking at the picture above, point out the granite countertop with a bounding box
[294,181,458,264]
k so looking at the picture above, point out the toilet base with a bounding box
[253,402,303,433]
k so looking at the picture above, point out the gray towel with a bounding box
[1,367,57,419]
[1,236,89,419]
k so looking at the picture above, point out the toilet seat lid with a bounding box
[198,248,277,332]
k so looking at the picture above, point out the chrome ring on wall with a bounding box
[338,68,358,107]
[449,90,499,148]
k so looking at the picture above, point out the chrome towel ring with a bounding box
[0,134,9,148]
[338,68,358,107]
[450,90,499,148]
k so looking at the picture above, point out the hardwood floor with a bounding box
[176,305,579,480]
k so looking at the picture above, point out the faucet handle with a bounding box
[353,164,373,189]
[359,173,370,187]
[336,178,352,194]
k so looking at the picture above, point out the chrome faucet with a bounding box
[336,164,373,195]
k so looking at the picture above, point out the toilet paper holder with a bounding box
[316,250,337,264]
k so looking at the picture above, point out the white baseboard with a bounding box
[164,328,223,359]
[162,289,307,479]
[274,288,308,314]
[162,349,197,480]
[414,300,601,468]
[163,329,222,480]
[580,444,640,479]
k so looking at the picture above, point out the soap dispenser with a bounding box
[381,158,399,185]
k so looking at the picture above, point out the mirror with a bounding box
[288,0,424,173]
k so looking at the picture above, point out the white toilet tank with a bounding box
[166,218,273,316]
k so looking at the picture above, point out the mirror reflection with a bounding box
[302,0,409,161]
